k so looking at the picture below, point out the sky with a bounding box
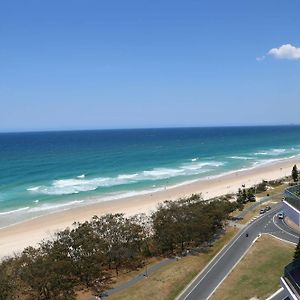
[0,0,300,132]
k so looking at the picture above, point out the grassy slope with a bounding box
[211,235,294,300]
[107,227,238,300]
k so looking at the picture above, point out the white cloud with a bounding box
[256,55,265,61]
[268,44,300,60]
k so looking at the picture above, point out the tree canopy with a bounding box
[0,195,238,299]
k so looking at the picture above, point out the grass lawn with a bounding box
[76,257,164,300]
[106,227,238,300]
[211,235,294,300]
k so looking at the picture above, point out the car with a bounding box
[278,212,284,219]
[260,208,266,214]
[265,206,271,211]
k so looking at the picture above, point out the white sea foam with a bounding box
[254,148,286,156]
[191,157,198,162]
[252,157,288,167]
[27,186,40,192]
[77,174,85,178]
[273,149,286,153]
[117,173,139,180]
[27,160,224,196]
[97,188,165,202]
[28,200,84,213]
[142,168,184,178]
[229,156,253,160]
[0,206,30,216]
[180,161,223,172]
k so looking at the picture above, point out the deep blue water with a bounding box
[0,126,300,228]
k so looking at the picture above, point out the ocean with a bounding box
[0,126,300,228]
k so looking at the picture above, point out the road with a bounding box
[177,203,299,300]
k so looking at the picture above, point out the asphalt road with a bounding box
[177,203,299,300]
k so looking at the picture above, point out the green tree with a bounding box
[247,188,256,202]
[0,258,18,300]
[56,223,108,292]
[151,196,236,255]
[19,245,76,300]
[236,188,244,204]
[91,213,146,276]
[292,165,299,183]
[237,188,248,204]
[294,238,300,262]
[256,180,268,193]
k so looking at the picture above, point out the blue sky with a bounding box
[1,0,300,132]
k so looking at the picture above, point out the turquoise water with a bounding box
[0,126,300,228]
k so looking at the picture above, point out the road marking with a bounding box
[178,206,281,300]
[263,233,296,245]
[174,228,245,300]
[205,235,260,300]
[272,215,299,239]
[177,230,247,300]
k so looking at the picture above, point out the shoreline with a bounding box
[0,155,299,258]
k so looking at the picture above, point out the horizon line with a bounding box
[1,123,300,134]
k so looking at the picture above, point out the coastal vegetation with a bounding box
[294,238,300,262]
[0,195,239,300]
[236,187,256,204]
[292,164,299,182]
[108,227,238,300]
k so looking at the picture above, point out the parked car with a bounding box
[260,208,266,214]
[265,206,271,211]
[278,212,284,219]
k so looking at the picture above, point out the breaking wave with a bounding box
[28,200,84,213]
[254,148,286,156]
[229,156,253,160]
[27,161,224,196]
[0,207,30,216]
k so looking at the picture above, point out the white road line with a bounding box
[178,208,280,300]
[272,215,299,239]
[174,228,244,300]
[205,236,260,300]
[178,228,251,300]
[263,233,296,245]
[178,230,247,300]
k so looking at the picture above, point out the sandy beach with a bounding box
[0,156,299,258]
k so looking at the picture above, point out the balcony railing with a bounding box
[284,257,300,296]
[284,184,300,211]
